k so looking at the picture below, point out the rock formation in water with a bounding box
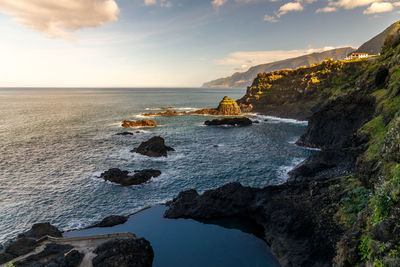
[204,117,252,126]
[131,136,175,157]
[100,168,161,186]
[115,132,134,136]
[141,96,242,117]
[122,119,158,128]
[165,28,400,267]
[87,215,128,228]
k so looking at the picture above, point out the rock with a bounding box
[215,96,242,115]
[131,136,175,157]
[296,94,375,149]
[253,120,260,123]
[100,168,161,186]
[88,215,128,229]
[382,115,400,162]
[18,222,62,239]
[14,244,84,267]
[92,238,154,267]
[204,117,252,126]
[288,149,359,183]
[122,120,158,128]
[115,132,134,136]
[0,223,63,264]
[142,110,183,117]
[165,180,347,267]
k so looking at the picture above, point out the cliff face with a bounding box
[166,32,400,266]
[202,47,354,89]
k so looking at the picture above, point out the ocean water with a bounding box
[0,87,314,246]
[65,205,281,267]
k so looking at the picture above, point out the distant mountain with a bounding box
[354,20,400,55]
[202,47,354,88]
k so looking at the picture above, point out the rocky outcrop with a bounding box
[0,223,62,264]
[87,215,128,229]
[142,110,183,117]
[131,136,174,157]
[122,119,158,128]
[141,96,242,117]
[165,181,346,267]
[115,132,134,136]
[204,117,252,126]
[296,93,375,149]
[92,238,154,267]
[14,244,84,267]
[100,168,161,186]
[382,115,400,162]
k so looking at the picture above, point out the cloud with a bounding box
[145,0,173,7]
[276,2,304,17]
[212,0,229,7]
[363,2,393,14]
[216,46,345,66]
[316,6,338,13]
[0,0,119,39]
[264,15,278,22]
[329,0,376,10]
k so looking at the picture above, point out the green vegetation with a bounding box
[5,263,15,267]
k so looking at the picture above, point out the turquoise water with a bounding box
[65,205,281,267]
[0,87,313,248]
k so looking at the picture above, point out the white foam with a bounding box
[144,107,197,111]
[256,114,308,125]
[276,157,305,183]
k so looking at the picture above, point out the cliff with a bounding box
[202,47,354,89]
[165,30,400,266]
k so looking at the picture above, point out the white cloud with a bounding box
[316,6,338,13]
[216,46,345,66]
[0,0,119,39]
[145,0,173,7]
[363,2,393,14]
[329,0,376,10]
[264,15,278,22]
[276,2,304,17]
[212,0,229,7]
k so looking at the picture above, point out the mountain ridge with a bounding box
[202,47,354,88]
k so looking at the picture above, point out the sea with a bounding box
[0,87,315,266]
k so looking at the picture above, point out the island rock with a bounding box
[121,119,158,128]
[87,215,128,229]
[131,136,175,157]
[100,168,161,186]
[204,117,252,126]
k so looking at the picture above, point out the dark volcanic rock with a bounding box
[100,168,161,186]
[0,223,62,264]
[204,117,252,126]
[92,238,154,267]
[18,222,62,239]
[131,136,174,157]
[288,149,359,182]
[14,243,83,267]
[116,132,134,136]
[88,215,128,229]
[165,181,347,267]
[297,94,375,149]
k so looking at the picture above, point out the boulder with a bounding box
[131,136,175,157]
[121,120,158,128]
[92,238,154,267]
[204,117,252,126]
[87,215,128,229]
[115,132,134,136]
[18,222,62,239]
[100,168,161,186]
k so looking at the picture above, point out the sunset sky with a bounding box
[0,0,399,87]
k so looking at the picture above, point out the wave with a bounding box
[276,157,305,183]
[144,107,198,111]
[255,114,308,125]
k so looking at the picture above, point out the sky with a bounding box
[0,0,399,87]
